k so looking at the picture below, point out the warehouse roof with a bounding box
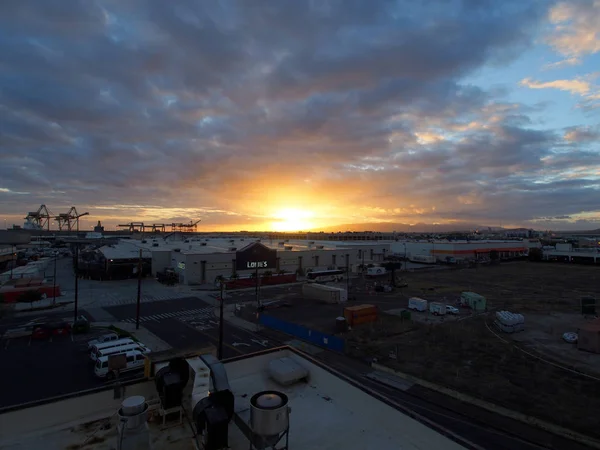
[0,347,469,450]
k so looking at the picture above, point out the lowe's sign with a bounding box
[235,242,277,271]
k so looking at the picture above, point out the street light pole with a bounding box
[345,253,350,300]
[135,249,142,330]
[10,244,14,280]
[74,244,79,322]
[255,267,260,308]
[53,251,57,306]
[218,280,225,360]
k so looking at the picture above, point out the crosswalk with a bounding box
[120,306,214,324]
[103,293,187,307]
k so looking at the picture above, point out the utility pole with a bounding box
[345,253,350,301]
[135,249,142,330]
[10,244,14,280]
[52,251,57,306]
[218,280,225,360]
[74,244,79,321]
[255,267,261,308]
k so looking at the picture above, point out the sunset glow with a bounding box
[269,208,316,232]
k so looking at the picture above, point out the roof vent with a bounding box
[317,245,324,249]
[229,247,237,252]
[174,248,181,252]
[250,391,290,446]
[201,242,207,246]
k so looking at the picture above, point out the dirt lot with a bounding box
[342,261,600,439]
[397,260,598,312]
[250,262,600,439]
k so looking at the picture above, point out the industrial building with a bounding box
[100,237,391,286]
[542,243,600,264]
[390,240,531,262]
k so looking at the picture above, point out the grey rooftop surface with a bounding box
[0,347,467,450]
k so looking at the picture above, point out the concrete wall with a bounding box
[0,381,158,446]
[0,230,31,245]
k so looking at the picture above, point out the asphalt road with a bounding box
[0,310,94,334]
[104,297,274,358]
[0,325,106,409]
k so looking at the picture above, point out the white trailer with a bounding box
[408,297,428,312]
[429,302,446,316]
[366,266,387,277]
[302,283,348,304]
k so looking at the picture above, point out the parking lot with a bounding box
[0,324,113,409]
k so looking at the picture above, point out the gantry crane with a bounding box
[55,207,89,231]
[24,204,53,231]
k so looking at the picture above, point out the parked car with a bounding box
[446,305,460,315]
[31,325,51,340]
[87,332,120,351]
[49,321,72,337]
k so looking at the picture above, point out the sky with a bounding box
[0,0,599,232]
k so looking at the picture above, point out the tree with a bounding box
[262,270,273,278]
[528,248,543,262]
[230,273,239,280]
[381,261,403,287]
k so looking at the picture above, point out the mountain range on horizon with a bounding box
[304,222,600,234]
[306,222,507,234]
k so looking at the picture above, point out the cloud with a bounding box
[520,75,600,110]
[0,1,599,231]
[519,77,591,95]
[546,0,600,60]
[543,57,581,70]
[564,126,600,142]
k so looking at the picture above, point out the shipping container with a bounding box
[344,304,378,325]
[302,283,348,304]
[348,314,377,326]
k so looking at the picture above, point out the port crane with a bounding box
[24,204,53,231]
[55,207,89,231]
[117,220,201,233]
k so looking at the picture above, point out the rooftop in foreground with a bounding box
[0,347,469,450]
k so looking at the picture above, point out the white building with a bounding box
[391,240,529,262]
[102,238,392,286]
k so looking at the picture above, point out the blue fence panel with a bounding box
[259,314,345,353]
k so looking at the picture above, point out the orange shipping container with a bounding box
[344,304,377,321]
[348,314,378,326]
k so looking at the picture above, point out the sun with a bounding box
[270,208,315,232]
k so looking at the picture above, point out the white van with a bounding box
[87,333,120,351]
[408,297,428,312]
[90,338,136,362]
[94,350,146,379]
[95,343,151,360]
